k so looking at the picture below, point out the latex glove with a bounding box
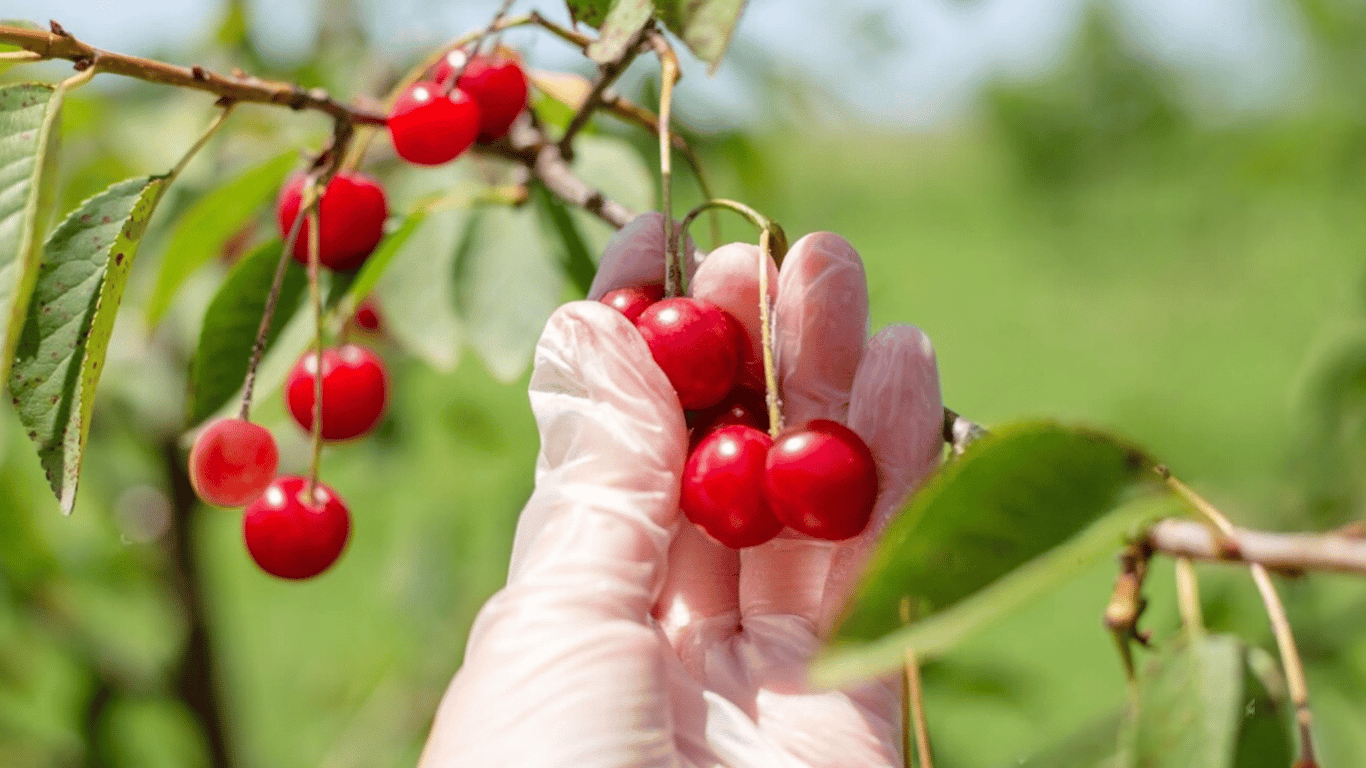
[419,213,944,767]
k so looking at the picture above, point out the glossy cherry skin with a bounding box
[286,344,388,441]
[634,297,740,411]
[600,283,664,323]
[189,418,278,507]
[763,419,878,541]
[433,51,529,142]
[243,475,350,580]
[276,171,387,271]
[388,81,481,166]
[681,425,783,549]
[354,297,382,332]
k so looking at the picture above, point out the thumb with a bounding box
[506,300,687,621]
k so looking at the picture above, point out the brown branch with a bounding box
[0,22,387,126]
[1147,519,1366,576]
[558,29,650,158]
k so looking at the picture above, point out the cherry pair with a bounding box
[388,50,529,166]
[600,285,879,549]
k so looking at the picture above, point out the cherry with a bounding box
[188,418,279,508]
[600,283,664,323]
[688,387,769,441]
[286,344,388,441]
[681,425,783,548]
[276,171,387,272]
[432,50,529,142]
[763,419,878,541]
[243,475,350,579]
[634,297,740,410]
[388,81,481,166]
[354,297,382,332]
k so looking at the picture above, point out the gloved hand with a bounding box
[419,213,944,767]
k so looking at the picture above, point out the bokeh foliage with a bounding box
[2,0,1366,766]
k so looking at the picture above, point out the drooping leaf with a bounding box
[9,176,169,513]
[656,0,749,71]
[817,422,1158,684]
[586,0,654,63]
[377,208,466,372]
[186,242,305,426]
[1123,634,1292,768]
[0,83,63,388]
[145,151,296,324]
[565,0,614,28]
[532,184,595,296]
[456,205,565,382]
[569,133,653,255]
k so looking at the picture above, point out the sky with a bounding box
[4,0,1310,126]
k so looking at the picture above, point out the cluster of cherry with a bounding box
[600,285,879,549]
[187,49,529,580]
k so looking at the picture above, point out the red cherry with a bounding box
[354,297,382,332]
[188,418,278,507]
[388,81,481,166]
[433,50,529,142]
[634,298,740,410]
[688,387,770,441]
[276,171,387,272]
[681,425,783,548]
[763,420,878,541]
[286,344,388,441]
[600,283,664,323]
[243,475,350,579]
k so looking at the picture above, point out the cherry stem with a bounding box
[650,30,682,299]
[758,228,783,437]
[1174,556,1204,641]
[305,182,325,500]
[899,598,934,768]
[167,101,236,182]
[676,199,790,265]
[1161,469,1318,767]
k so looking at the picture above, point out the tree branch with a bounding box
[0,22,387,126]
[1146,519,1366,576]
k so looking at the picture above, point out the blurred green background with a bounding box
[5,0,1366,765]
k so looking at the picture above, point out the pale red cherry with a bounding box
[681,425,782,549]
[243,475,350,579]
[763,420,878,541]
[634,297,740,410]
[388,81,481,166]
[188,418,279,507]
[285,344,388,441]
[600,283,664,323]
[275,171,387,271]
[432,50,529,142]
[354,297,382,332]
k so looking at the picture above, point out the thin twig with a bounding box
[0,22,386,125]
[558,30,649,157]
[305,179,325,500]
[942,407,987,458]
[899,598,933,768]
[1146,518,1366,575]
[1103,540,1152,681]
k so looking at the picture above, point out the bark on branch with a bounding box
[1146,518,1366,576]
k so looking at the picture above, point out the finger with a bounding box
[819,324,942,632]
[739,232,870,624]
[651,243,778,640]
[506,300,688,622]
[586,212,698,300]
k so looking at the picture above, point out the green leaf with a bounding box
[565,0,614,27]
[1124,634,1292,768]
[532,184,595,296]
[377,208,466,372]
[145,151,296,325]
[9,176,169,512]
[456,205,566,382]
[186,242,305,426]
[569,133,654,256]
[586,0,654,64]
[0,83,63,389]
[817,422,1158,684]
[656,0,749,71]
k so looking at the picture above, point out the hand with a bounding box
[419,213,944,767]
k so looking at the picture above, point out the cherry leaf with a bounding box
[0,83,63,389]
[9,176,170,513]
[145,151,296,325]
[817,422,1158,684]
[586,0,654,64]
[186,242,305,427]
[656,0,749,71]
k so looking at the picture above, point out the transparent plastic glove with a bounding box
[419,213,943,767]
